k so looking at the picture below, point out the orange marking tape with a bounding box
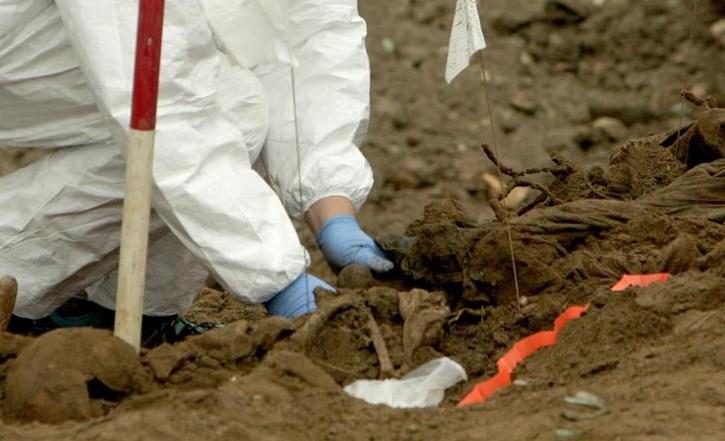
[457,273,672,407]
[457,305,589,407]
[611,273,671,292]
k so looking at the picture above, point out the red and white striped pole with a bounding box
[114,0,165,352]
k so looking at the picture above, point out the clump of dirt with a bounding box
[607,136,686,199]
[4,328,148,423]
[143,317,296,388]
[336,264,376,290]
[183,287,266,324]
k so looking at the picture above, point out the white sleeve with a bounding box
[53,0,308,303]
[256,0,374,218]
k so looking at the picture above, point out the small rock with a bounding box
[690,83,708,100]
[519,51,535,66]
[407,424,420,433]
[710,19,725,47]
[555,428,586,440]
[386,170,421,190]
[499,108,521,133]
[381,38,396,55]
[510,92,538,115]
[592,117,628,142]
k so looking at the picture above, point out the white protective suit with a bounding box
[0,0,373,319]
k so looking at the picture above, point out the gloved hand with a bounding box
[316,214,394,273]
[264,273,333,319]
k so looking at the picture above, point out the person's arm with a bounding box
[253,1,391,273]
[306,196,392,273]
[305,196,356,235]
[255,0,373,219]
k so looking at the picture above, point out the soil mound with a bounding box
[4,328,146,423]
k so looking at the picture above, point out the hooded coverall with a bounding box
[0,0,374,319]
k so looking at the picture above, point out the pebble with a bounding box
[690,83,708,100]
[592,116,628,142]
[510,92,538,115]
[381,38,396,55]
[519,51,535,67]
[387,171,419,189]
[711,19,725,47]
[406,423,420,433]
[499,108,521,133]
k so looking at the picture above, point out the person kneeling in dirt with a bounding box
[0,0,392,342]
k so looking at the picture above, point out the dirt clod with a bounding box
[5,329,145,423]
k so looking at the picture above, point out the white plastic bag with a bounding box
[343,357,467,408]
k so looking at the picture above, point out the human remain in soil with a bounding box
[0,0,392,335]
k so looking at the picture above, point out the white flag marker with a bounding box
[445,0,487,84]
[444,1,523,310]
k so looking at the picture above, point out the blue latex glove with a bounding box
[264,273,333,319]
[316,214,394,273]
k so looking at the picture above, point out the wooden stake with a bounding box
[114,130,155,351]
[114,0,165,352]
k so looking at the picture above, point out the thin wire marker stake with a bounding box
[477,52,522,311]
[114,0,165,352]
[290,66,311,313]
[445,0,522,311]
[675,0,700,161]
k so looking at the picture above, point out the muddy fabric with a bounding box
[382,112,725,305]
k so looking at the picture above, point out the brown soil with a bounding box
[2,1,725,440]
